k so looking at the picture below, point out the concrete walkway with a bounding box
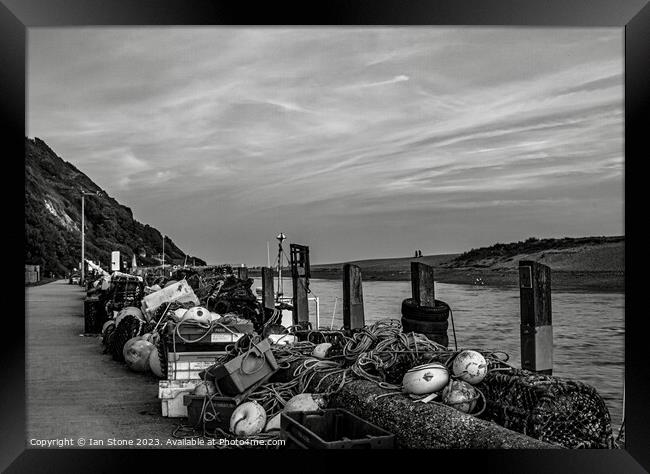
[26,280,189,448]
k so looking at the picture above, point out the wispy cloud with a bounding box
[28,28,624,263]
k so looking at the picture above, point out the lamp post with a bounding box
[80,190,100,286]
[276,232,286,300]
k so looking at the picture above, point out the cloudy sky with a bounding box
[28,28,624,265]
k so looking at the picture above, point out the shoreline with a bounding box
[305,268,625,293]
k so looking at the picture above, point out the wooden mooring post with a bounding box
[261,267,274,310]
[411,261,435,306]
[342,263,365,330]
[519,260,553,374]
[290,244,310,325]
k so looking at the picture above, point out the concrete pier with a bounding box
[26,281,188,447]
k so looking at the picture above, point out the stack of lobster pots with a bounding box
[400,298,450,347]
[158,308,255,418]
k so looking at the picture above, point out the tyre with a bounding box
[401,316,449,334]
[401,298,450,322]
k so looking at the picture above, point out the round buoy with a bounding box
[442,380,478,413]
[230,401,266,436]
[312,343,332,359]
[452,350,488,385]
[182,306,211,324]
[283,393,327,413]
[123,339,155,372]
[402,362,449,395]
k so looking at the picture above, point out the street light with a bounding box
[80,190,100,286]
[276,232,286,299]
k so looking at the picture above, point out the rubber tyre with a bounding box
[401,298,450,322]
[401,316,449,334]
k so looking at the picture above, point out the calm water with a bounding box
[254,278,625,426]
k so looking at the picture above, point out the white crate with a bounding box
[158,380,200,417]
[167,351,227,380]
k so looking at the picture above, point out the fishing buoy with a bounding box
[148,347,164,378]
[312,343,332,359]
[230,401,266,436]
[402,362,449,395]
[123,339,155,372]
[182,306,211,324]
[283,393,327,413]
[442,380,478,414]
[452,350,488,385]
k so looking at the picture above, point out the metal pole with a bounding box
[81,194,85,286]
[162,235,165,273]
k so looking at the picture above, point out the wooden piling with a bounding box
[261,267,275,310]
[410,261,435,306]
[342,263,365,330]
[519,260,553,374]
[290,244,310,324]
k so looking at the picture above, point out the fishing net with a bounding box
[107,314,147,362]
[477,368,615,449]
[206,276,264,330]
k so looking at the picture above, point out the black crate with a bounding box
[183,394,238,431]
[164,325,246,353]
[280,409,395,449]
[84,296,107,334]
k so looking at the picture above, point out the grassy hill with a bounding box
[25,137,205,276]
[311,236,624,292]
[446,236,624,272]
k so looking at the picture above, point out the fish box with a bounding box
[158,380,201,417]
[167,351,229,380]
[141,280,199,316]
[166,325,245,353]
[207,338,278,396]
[183,394,238,431]
[280,409,395,449]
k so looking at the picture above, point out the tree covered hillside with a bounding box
[25,137,205,275]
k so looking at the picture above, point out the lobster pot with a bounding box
[109,276,145,312]
[84,296,107,334]
[477,369,614,448]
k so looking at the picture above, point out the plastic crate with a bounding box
[281,409,395,449]
[183,394,238,431]
[167,351,229,380]
[166,324,246,353]
[83,296,107,334]
[207,338,278,396]
[158,380,201,417]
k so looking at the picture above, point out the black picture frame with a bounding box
[3,0,648,471]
